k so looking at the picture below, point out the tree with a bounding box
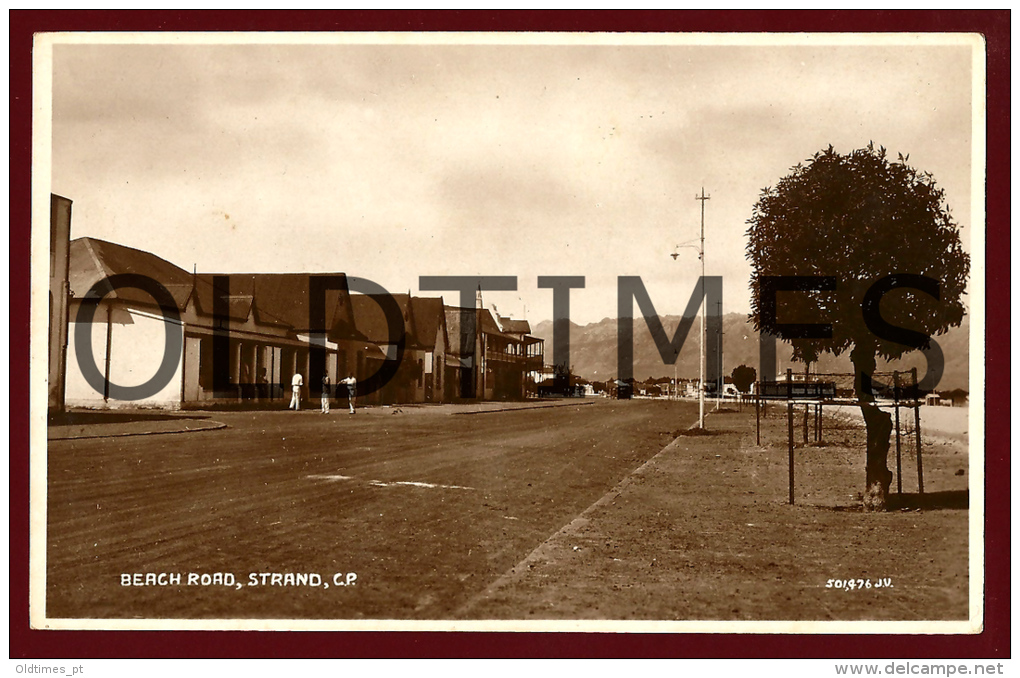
[731,364,757,394]
[943,388,969,406]
[746,144,969,511]
[549,363,578,397]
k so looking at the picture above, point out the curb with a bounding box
[48,420,228,441]
[455,420,694,617]
[453,400,598,416]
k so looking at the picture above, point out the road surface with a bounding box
[46,399,696,620]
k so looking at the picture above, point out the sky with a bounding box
[45,34,979,326]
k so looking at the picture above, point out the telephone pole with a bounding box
[695,187,710,429]
[716,299,725,396]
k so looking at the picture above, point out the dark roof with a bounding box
[194,273,354,334]
[67,237,361,337]
[218,294,256,322]
[410,297,446,351]
[479,308,501,335]
[69,237,194,310]
[498,317,532,335]
[349,293,418,346]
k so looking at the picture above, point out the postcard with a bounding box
[31,31,985,633]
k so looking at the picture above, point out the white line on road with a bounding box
[306,474,474,491]
[369,479,475,489]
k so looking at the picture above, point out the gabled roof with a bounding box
[410,297,446,351]
[194,273,354,333]
[478,307,502,335]
[220,294,256,322]
[67,237,360,337]
[498,316,532,335]
[69,237,194,310]
[349,293,418,346]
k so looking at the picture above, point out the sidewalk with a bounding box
[47,399,597,440]
[456,407,969,622]
[447,398,598,415]
[330,398,597,416]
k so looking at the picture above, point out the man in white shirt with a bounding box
[340,375,357,414]
[289,372,304,410]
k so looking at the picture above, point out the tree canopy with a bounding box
[730,364,757,393]
[745,143,971,510]
[746,143,969,366]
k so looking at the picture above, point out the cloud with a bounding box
[47,39,976,323]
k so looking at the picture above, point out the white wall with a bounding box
[65,300,110,407]
[183,335,202,402]
[66,301,184,409]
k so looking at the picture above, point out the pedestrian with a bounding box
[241,363,253,401]
[321,374,331,414]
[257,368,269,401]
[289,371,303,410]
[340,374,357,414]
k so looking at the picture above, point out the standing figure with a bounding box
[340,374,357,414]
[289,372,304,410]
[321,374,331,414]
[240,363,252,401]
[257,367,269,401]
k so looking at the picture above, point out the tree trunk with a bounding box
[851,344,893,511]
[860,402,893,510]
[803,361,811,443]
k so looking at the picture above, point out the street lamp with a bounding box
[670,188,710,429]
[671,244,706,425]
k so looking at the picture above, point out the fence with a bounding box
[755,367,925,505]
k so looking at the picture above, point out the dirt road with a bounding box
[46,399,694,620]
[44,398,970,624]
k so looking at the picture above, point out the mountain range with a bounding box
[531,313,971,391]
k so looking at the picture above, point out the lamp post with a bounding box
[695,188,710,428]
[716,299,724,397]
[671,187,709,429]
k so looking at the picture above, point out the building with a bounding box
[410,297,449,403]
[64,237,365,409]
[348,293,426,405]
[190,272,367,405]
[66,237,193,409]
[531,365,557,396]
[444,306,542,401]
[58,234,541,410]
[443,306,485,400]
[492,310,544,395]
[48,195,73,413]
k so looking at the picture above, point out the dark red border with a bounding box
[11,10,1009,659]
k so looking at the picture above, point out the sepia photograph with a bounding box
[30,29,985,635]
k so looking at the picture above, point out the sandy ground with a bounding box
[43,399,971,624]
[827,403,970,443]
[460,406,970,622]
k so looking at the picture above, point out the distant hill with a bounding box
[532,313,971,391]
